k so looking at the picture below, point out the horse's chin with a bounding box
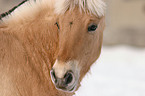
[55,82,78,93]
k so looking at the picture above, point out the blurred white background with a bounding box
[75,46,145,96]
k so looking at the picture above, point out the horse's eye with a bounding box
[55,22,59,29]
[88,24,98,32]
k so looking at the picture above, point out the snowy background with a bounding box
[75,46,145,96]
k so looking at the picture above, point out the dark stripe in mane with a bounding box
[0,0,28,20]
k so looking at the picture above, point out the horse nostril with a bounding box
[64,71,73,85]
[50,69,57,84]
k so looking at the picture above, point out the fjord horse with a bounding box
[0,0,106,96]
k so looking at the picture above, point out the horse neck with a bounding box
[23,17,59,72]
[2,10,59,77]
[0,1,59,70]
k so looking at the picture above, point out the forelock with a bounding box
[54,0,106,17]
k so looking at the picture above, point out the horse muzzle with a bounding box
[50,69,76,92]
[50,60,80,92]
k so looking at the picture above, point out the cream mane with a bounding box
[0,0,105,24]
[54,0,106,17]
[0,0,55,23]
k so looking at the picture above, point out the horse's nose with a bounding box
[50,69,57,84]
[64,71,73,85]
[50,69,74,89]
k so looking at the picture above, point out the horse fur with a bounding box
[0,0,106,96]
